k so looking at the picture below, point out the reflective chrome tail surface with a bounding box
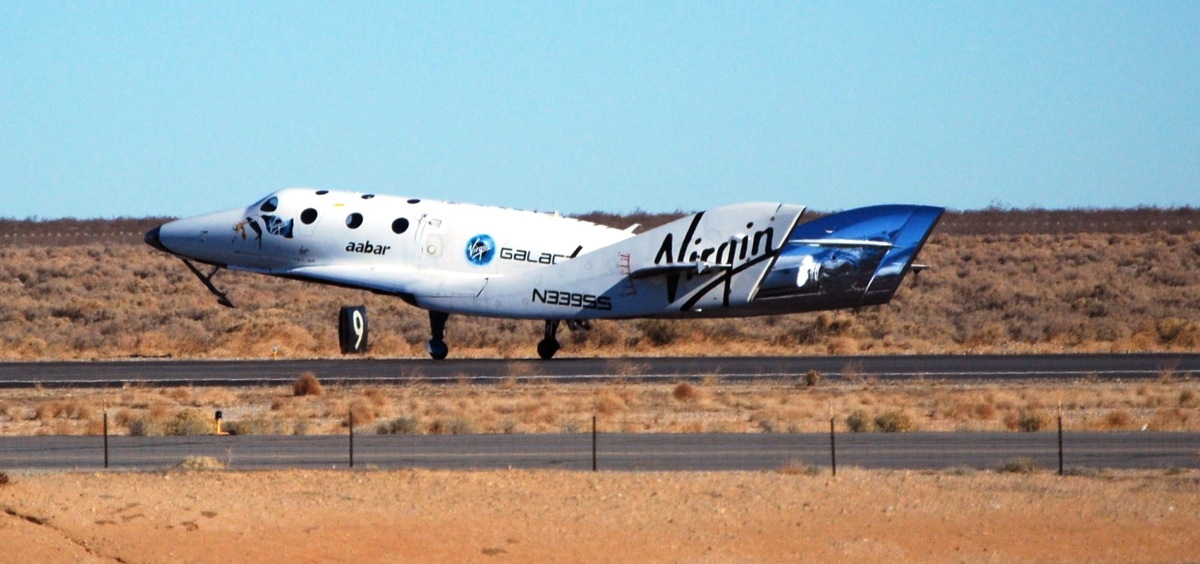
[754,205,943,312]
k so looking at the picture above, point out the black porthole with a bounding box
[301,208,318,225]
[346,213,363,229]
[315,190,329,195]
[260,196,278,212]
[407,198,421,204]
[362,194,375,199]
[391,218,410,234]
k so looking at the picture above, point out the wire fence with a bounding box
[1,417,1196,474]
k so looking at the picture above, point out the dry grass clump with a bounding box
[997,457,1042,474]
[128,408,213,436]
[874,410,915,432]
[672,382,697,402]
[178,455,225,471]
[376,416,421,435]
[1004,410,1049,432]
[779,458,821,476]
[293,372,323,396]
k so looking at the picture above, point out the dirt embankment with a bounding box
[1,468,1197,563]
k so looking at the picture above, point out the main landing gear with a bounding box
[424,313,567,360]
[537,320,561,360]
[426,311,449,360]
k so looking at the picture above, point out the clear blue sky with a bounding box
[2,1,1197,219]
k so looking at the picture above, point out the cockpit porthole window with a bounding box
[259,197,279,213]
[362,194,375,200]
[301,208,318,225]
[392,218,409,234]
[407,198,421,204]
[316,190,329,195]
[346,213,364,229]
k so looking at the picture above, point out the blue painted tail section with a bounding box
[755,205,944,310]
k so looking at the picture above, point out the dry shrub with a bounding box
[33,402,62,420]
[779,458,820,476]
[1180,389,1197,407]
[997,457,1041,474]
[593,390,625,416]
[113,409,135,427]
[1004,410,1047,432]
[428,418,475,435]
[171,409,213,436]
[179,456,225,471]
[846,409,873,432]
[128,417,165,436]
[224,416,278,435]
[972,402,997,420]
[148,403,170,419]
[0,472,8,486]
[1103,410,1134,430]
[293,372,323,396]
[803,370,822,387]
[874,410,915,432]
[1147,408,1191,430]
[362,388,390,408]
[376,416,421,435]
[83,418,105,436]
[348,400,376,426]
[167,388,192,403]
[636,319,680,346]
[672,382,697,402]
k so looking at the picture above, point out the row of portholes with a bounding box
[298,208,410,234]
[277,190,420,234]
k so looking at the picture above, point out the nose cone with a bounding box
[144,225,170,253]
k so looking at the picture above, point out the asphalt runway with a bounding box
[1,432,1195,472]
[0,353,1197,388]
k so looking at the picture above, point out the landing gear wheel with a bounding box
[426,340,449,360]
[536,338,560,360]
[537,320,562,360]
[427,310,450,360]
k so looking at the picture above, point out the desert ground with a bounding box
[1,468,1197,563]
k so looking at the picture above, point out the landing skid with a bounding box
[181,259,235,308]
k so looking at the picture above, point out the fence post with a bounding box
[103,411,109,469]
[349,410,355,469]
[829,416,837,477]
[591,415,597,472]
[1057,414,1064,476]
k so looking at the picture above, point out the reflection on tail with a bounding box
[756,205,943,310]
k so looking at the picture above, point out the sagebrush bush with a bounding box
[376,416,421,435]
[803,370,821,387]
[874,410,914,432]
[1005,410,1047,432]
[293,372,323,396]
[672,382,696,402]
[846,410,873,433]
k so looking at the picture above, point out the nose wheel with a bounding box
[537,320,561,360]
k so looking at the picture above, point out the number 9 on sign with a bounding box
[338,306,368,354]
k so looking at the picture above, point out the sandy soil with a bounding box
[1,468,1197,563]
